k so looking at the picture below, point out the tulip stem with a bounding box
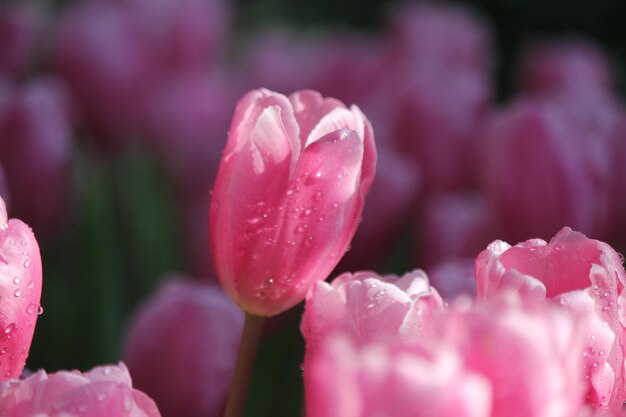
[223,313,266,417]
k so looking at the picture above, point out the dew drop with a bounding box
[26,281,34,289]
[0,224,7,231]
[247,217,261,225]
[22,258,31,268]
[0,347,7,355]
[103,367,113,376]
[13,277,20,285]
[3,324,16,339]
[37,305,44,315]
[13,289,21,298]
[620,253,625,264]
[26,304,36,315]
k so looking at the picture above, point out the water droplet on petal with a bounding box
[37,305,44,315]
[26,304,36,315]
[22,258,31,268]
[3,324,16,339]
[13,289,21,298]
[13,277,20,285]
[27,281,34,289]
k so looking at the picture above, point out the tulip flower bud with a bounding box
[480,99,614,242]
[0,363,161,417]
[475,227,626,410]
[123,278,243,417]
[517,38,614,97]
[0,195,42,380]
[0,78,72,237]
[209,89,376,316]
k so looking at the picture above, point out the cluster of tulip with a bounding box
[2,0,626,416]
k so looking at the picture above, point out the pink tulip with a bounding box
[0,363,161,417]
[123,278,243,417]
[427,259,476,300]
[418,192,495,267]
[209,89,376,316]
[0,195,42,380]
[128,0,230,70]
[339,147,421,271]
[517,38,614,97]
[301,270,444,362]
[480,98,615,242]
[143,71,235,195]
[475,227,626,409]
[55,1,156,147]
[0,5,39,78]
[430,293,586,417]
[306,335,492,417]
[386,3,492,76]
[0,78,72,237]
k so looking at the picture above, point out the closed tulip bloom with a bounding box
[123,278,243,417]
[301,270,444,361]
[480,99,613,242]
[0,78,72,237]
[517,39,614,97]
[306,335,492,417]
[475,227,626,409]
[0,363,161,417]
[209,89,376,316]
[0,195,42,380]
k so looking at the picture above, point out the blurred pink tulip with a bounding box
[480,98,615,242]
[0,195,42,380]
[301,270,444,361]
[306,335,492,417]
[0,5,39,78]
[418,192,495,267]
[0,78,72,237]
[517,39,614,97]
[385,3,492,192]
[128,0,230,70]
[209,89,376,316]
[427,259,476,300]
[55,1,156,147]
[339,147,420,271]
[0,363,161,417]
[475,227,626,409]
[431,293,586,417]
[123,278,243,417]
[386,3,492,76]
[143,71,235,195]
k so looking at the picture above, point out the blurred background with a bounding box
[2,0,626,416]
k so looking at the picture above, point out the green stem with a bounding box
[223,313,266,417]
